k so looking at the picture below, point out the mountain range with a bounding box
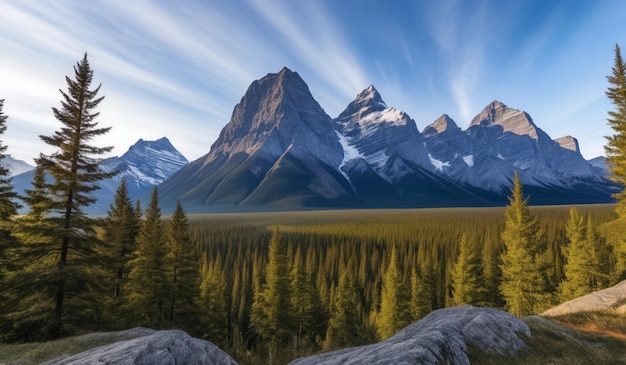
[9,68,618,213]
[12,137,188,214]
[156,67,618,212]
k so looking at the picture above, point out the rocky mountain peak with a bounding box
[207,67,342,167]
[555,135,579,152]
[469,100,539,139]
[336,85,388,122]
[426,114,459,134]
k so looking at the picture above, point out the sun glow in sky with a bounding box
[1,0,625,164]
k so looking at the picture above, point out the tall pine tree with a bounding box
[126,187,170,328]
[605,43,626,217]
[377,247,411,340]
[251,227,291,344]
[166,201,201,331]
[102,177,139,327]
[559,208,596,302]
[0,99,20,333]
[26,54,114,339]
[1,168,53,341]
[499,173,546,316]
[602,44,626,281]
[451,233,485,306]
[324,271,365,350]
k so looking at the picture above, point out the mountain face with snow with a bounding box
[1,155,34,176]
[12,137,188,214]
[155,68,616,212]
[98,137,189,202]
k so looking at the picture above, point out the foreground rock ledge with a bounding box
[42,328,238,365]
[542,279,626,317]
[290,306,530,365]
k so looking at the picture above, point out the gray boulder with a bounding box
[542,279,626,317]
[43,328,237,365]
[290,306,530,365]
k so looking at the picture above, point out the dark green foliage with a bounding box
[199,257,229,342]
[0,99,20,337]
[324,268,373,350]
[376,247,411,339]
[559,208,597,301]
[102,178,139,327]
[251,227,292,345]
[605,44,626,217]
[126,188,170,328]
[0,99,19,220]
[7,55,114,341]
[166,201,201,332]
[500,173,548,316]
[451,233,485,306]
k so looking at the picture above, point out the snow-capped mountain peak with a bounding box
[101,137,188,186]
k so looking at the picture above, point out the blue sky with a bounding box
[1,0,625,164]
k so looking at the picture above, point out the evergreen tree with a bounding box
[605,44,626,217]
[1,166,57,341]
[126,187,170,328]
[451,233,485,306]
[199,257,229,343]
[0,99,19,220]
[0,99,20,332]
[410,262,434,320]
[289,254,326,342]
[324,271,365,349]
[588,215,614,289]
[102,178,139,326]
[23,54,114,339]
[251,227,291,344]
[559,208,596,302]
[602,44,626,281]
[499,173,546,316]
[166,201,201,331]
[377,247,411,340]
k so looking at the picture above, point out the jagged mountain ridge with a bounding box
[12,137,188,215]
[156,68,616,212]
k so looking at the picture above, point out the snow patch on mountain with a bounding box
[462,155,474,167]
[359,108,408,128]
[429,154,451,171]
[336,131,363,181]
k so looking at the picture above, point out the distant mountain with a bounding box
[1,155,34,177]
[155,68,617,212]
[588,156,610,177]
[12,137,188,215]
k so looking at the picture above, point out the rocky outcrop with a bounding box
[290,306,530,365]
[542,280,626,317]
[42,328,238,365]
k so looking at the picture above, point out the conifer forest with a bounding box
[1,45,626,365]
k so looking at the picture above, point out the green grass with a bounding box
[0,329,148,365]
[467,313,626,365]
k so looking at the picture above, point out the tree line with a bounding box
[0,44,625,365]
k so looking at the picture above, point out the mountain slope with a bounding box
[158,67,354,210]
[1,155,34,176]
